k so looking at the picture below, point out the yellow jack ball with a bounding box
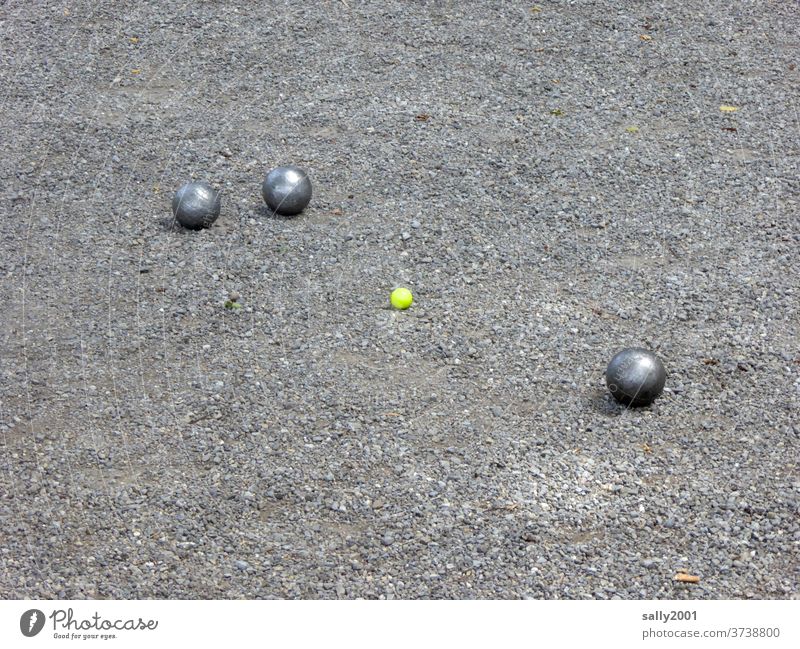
[390,287,413,310]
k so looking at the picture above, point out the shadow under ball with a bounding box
[606,348,666,407]
[262,166,312,215]
[172,181,221,229]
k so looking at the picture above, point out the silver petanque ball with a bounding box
[171,181,221,230]
[606,348,666,407]
[261,165,312,215]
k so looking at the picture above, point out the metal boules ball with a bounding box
[172,181,221,230]
[261,165,312,215]
[605,348,666,407]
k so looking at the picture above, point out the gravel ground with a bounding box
[0,0,798,599]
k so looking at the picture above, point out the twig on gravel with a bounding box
[674,570,701,584]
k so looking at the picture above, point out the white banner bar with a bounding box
[2,600,797,648]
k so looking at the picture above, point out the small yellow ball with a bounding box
[390,287,413,310]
